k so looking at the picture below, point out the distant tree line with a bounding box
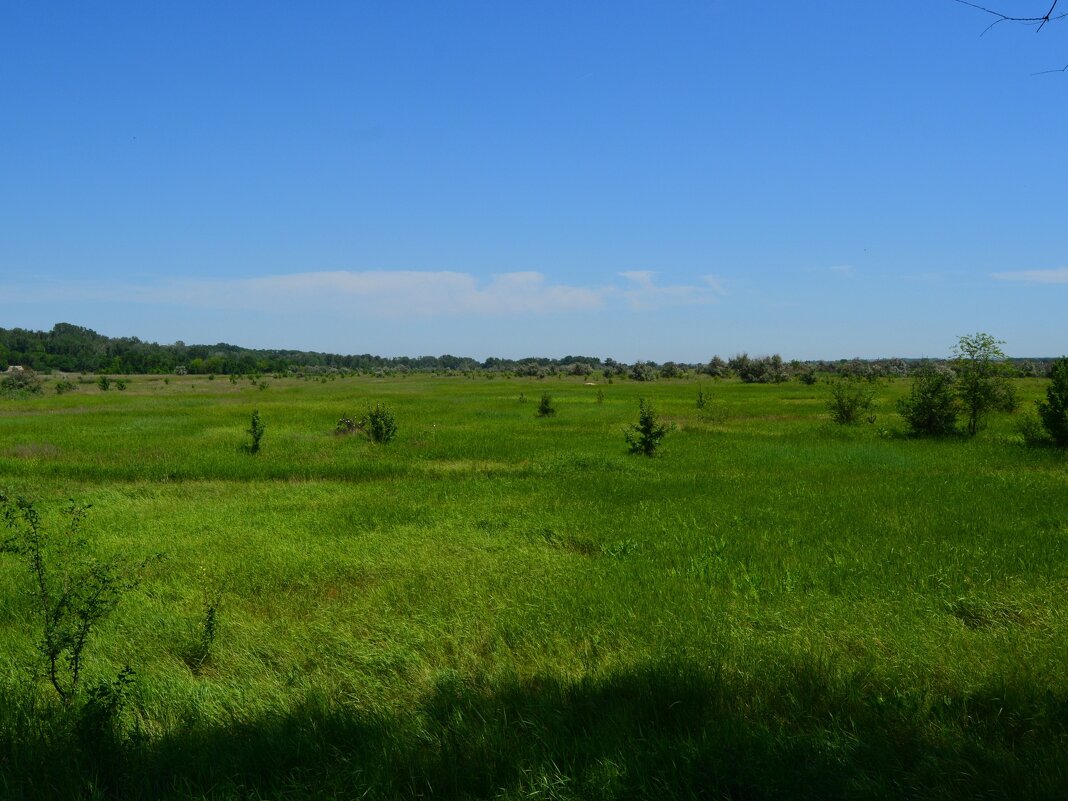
[0,323,1059,379]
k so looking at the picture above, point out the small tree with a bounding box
[537,393,556,417]
[245,410,265,454]
[624,398,673,456]
[898,362,959,436]
[826,378,875,425]
[97,376,111,391]
[953,332,1013,436]
[0,494,154,707]
[629,362,658,382]
[1037,357,1068,447]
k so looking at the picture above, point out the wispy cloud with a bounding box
[2,270,725,317]
[992,267,1068,285]
[616,271,725,310]
[805,264,854,279]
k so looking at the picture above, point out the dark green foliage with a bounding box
[596,389,605,404]
[115,379,128,391]
[54,380,77,395]
[245,410,265,454]
[797,367,818,385]
[97,375,111,391]
[826,378,875,425]
[898,363,959,436]
[695,388,707,409]
[624,398,672,456]
[0,494,152,707]
[1036,356,1068,446]
[536,393,556,417]
[953,332,1013,436]
[1,367,44,397]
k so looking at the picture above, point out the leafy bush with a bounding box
[537,393,556,417]
[624,398,673,456]
[115,379,128,391]
[1036,357,1068,446]
[702,356,729,378]
[245,410,265,454]
[54,380,78,395]
[337,404,398,443]
[659,362,686,379]
[696,388,708,409]
[898,362,959,436]
[730,354,789,384]
[1,367,44,397]
[362,403,398,443]
[1016,410,1050,446]
[97,376,111,391]
[826,379,875,425]
[629,362,658,382]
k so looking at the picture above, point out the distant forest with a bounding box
[0,323,1057,379]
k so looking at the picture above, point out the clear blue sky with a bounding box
[2,1,1066,360]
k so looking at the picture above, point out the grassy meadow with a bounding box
[1,372,1066,799]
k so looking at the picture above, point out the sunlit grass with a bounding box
[0,374,1065,799]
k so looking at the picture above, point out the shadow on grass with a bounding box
[2,660,1066,800]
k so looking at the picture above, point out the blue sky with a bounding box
[2,1,1066,360]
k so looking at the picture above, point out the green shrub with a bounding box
[245,410,265,454]
[97,376,111,391]
[1036,357,1068,446]
[826,378,875,425]
[629,362,658,382]
[54,380,78,395]
[115,379,128,391]
[898,363,959,436]
[1,368,44,397]
[537,393,556,417]
[363,403,397,443]
[624,398,673,456]
[338,404,398,443]
[1016,410,1050,446]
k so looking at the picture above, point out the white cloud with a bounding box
[129,270,609,317]
[992,267,1068,284]
[3,269,725,318]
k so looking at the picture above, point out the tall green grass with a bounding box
[0,374,1065,798]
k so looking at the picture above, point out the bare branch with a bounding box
[953,0,1063,27]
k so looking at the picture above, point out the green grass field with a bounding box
[1,374,1066,799]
